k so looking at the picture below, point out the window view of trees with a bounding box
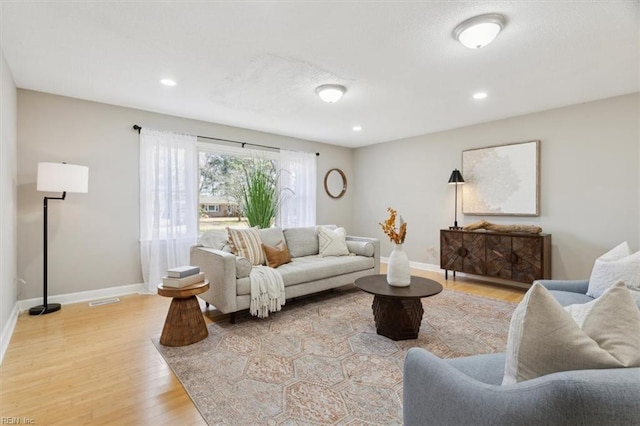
[198,150,279,233]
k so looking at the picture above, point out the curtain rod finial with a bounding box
[133,125,142,133]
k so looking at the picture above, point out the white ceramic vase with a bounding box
[386,244,411,287]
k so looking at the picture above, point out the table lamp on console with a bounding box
[448,168,465,230]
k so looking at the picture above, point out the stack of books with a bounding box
[162,265,205,288]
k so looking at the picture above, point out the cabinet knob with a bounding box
[457,247,468,257]
[510,253,519,264]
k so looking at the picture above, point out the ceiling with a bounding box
[1,1,638,148]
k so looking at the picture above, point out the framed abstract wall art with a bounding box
[462,140,540,216]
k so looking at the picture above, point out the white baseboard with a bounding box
[380,257,443,273]
[16,282,146,312]
[0,303,20,366]
[0,283,146,365]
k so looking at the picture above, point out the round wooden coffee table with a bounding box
[157,281,209,347]
[354,275,443,340]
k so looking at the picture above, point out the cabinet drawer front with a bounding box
[440,231,463,271]
[486,235,512,279]
[512,236,543,284]
[461,233,486,275]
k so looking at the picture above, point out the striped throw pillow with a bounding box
[227,227,265,266]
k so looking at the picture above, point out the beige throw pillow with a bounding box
[317,226,350,257]
[502,282,640,384]
[227,227,265,266]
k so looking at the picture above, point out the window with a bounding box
[198,143,279,233]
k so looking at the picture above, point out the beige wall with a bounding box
[17,90,354,299]
[352,93,640,280]
[1,48,18,346]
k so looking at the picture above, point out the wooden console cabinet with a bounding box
[440,229,551,284]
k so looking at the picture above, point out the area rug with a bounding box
[152,287,516,425]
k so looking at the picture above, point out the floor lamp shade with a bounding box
[37,162,89,193]
[31,162,89,316]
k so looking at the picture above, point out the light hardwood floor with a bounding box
[0,269,525,425]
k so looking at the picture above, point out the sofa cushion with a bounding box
[262,241,292,268]
[317,226,350,257]
[346,240,375,257]
[277,255,375,287]
[587,244,640,299]
[547,290,594,307]
[227,227,265,266]
[236,255,375,295]
[197,229,231,252]
[283,227,319,257]
[235,256,252,279]
[503,282,640,384]
[258,227,286,248]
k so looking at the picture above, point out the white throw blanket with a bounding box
[249,266,286,318]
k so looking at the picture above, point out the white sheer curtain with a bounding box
[278,149,317,227]
[139,128,198,292]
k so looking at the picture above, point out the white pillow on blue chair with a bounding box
[587,242,640,299]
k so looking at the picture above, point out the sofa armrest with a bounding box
[346,236,380,274]
[189,246,238,313]
[533,279,589,294]
[403,348,640,426]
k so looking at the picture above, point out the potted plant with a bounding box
[241,159,288,229]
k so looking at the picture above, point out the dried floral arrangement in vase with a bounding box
[379,207,410,287]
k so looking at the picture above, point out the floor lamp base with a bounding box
[29,303,61,315]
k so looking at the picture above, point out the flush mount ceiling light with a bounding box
[352,125,362,132]
[473,92,488,100]
[160,78,177,86]
[453,14,506,49]
[316,84,346,103]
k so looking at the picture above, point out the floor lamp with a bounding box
[30,162,89,316]
[448,168,465,230]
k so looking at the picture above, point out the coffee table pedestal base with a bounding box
[372,295,424,341]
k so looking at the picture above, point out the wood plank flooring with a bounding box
[0,269,525,425]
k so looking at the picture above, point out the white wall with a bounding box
[17,90,354,299]
[1,48,18,358]
[352,93,640,280]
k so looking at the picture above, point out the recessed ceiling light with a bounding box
[473,92,488,100]
[352,126,362,131]
[453,14,506,49]
[160,78,177,87]
[315,84,346,103]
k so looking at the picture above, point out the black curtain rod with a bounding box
[133,125,319,156]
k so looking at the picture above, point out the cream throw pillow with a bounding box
[317,226,350,257]
[227,227,265,266]
[503,282,640,384]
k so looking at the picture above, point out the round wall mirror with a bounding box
[324,168,347,199]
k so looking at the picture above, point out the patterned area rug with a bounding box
[152,287,515,425]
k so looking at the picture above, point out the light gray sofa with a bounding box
[403,279,640,425]
[190,226,380,322]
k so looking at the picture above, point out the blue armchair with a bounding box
[403,279,640,425]
[403,348,640,426]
